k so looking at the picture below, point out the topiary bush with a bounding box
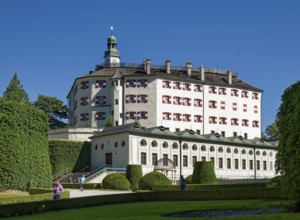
[192,161,217,184]
[48,140,91,175]
[0,99,52,191]
[139,171,171,190]
[126,164,143,190]
[102,173,130,190]
[185,175,193,184]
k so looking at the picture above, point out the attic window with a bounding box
[172,142,179,149]
[140,139,147,147]
[162,141,169,148]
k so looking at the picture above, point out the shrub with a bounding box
[126,164,143,190]
[102,173,130,190]
[48,140,91,176]
[0,99,52,191]
[139,171,171,190]
[192,161,216,184]
[185,175,193,184]
[268,175,283,188]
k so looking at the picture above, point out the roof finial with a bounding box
[110,26,114,36]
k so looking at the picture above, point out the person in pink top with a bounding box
[53,181,64,200]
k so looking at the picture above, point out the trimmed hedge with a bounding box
[139,171,172,190]
[192,161,216,184]
[0,188,286,217]
[0,99,52,191]
[102,173,130,190]
[153,183,267,191]
[60,183,102,189]
[48,140,91,175]
[126,165,143,190]
[0,189,69,205]
[185,175,193,184]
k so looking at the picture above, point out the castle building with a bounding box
[51,30,276,181]
[66,32,262,140]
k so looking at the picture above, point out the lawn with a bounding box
[6,200,300,220]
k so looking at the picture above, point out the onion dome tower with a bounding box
[104,26,120,66]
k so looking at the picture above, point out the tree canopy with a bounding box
[34,95,69,129]
[275,81,300,209]
[265,122,279,141]
[3,73,29,103]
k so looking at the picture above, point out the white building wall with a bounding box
[90,133,129,170]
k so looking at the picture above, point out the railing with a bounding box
[95,62,238,75]
[53,168,70,181]
[85,165,126,182]
[60,166,90,183]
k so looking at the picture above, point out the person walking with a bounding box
[53,181,64,200]
[79,175,85,191]
[180,175,186,191]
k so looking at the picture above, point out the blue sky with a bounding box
[0,0,299,132]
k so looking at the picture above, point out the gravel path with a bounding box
[68,189,133,198]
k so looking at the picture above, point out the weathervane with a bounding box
[110,26,114,36]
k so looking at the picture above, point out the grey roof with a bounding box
[67,65,262,97]
[91,124,276,149]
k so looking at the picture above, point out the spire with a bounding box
[104,26,120,66]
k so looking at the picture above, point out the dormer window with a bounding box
[219,88,227,95]
[194,84,202,92]
[183,83,191,91]
[209,86,217,94]
[252,92,259,100]
[231,89,239,97]
[81,81,89,89]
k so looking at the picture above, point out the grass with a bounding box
[5,200,300,220]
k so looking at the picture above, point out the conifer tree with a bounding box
[3,73,29,103]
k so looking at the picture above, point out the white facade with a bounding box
[90,124,276,180]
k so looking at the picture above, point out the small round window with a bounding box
[262,151,267,156]
[172,142,179,149]
[140,139,147,147]
[192,144,197,151]
[249,150,253,155]
[151,140,158,147]
[234,148,239,154]
[226,148,231,153]
[242,149,246,155]
[201,145,206,152]
[183,143,189,150]
[163,141,169,148]
[210,146,215,152]
[256,150,260,156]
[269,152,273,157]
[218,147,223,153]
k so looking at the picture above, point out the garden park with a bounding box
[0,75,300,219]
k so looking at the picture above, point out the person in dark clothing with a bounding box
[180,175,186,191]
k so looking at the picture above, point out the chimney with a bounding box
[186,61,192,76]
[200,65,205,81]
[165,59,171,74]
[227,70,232,85]
[145,58,151,74]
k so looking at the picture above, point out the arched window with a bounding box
[256,150,260,156]
[263,151,267,156]
[201,145,206,152]
[115,142,118,148]
[210,146,215,152]
[234,148,239,154]
[95,145,98,150]
[242,149,246,155]
[226,148,231,153]
[122,141,126,147]
[218,147,223,153]
[183,143,189,150]
[101,144,104,149]
[249,150,253,155]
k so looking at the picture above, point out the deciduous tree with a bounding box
[276,81,300,210]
